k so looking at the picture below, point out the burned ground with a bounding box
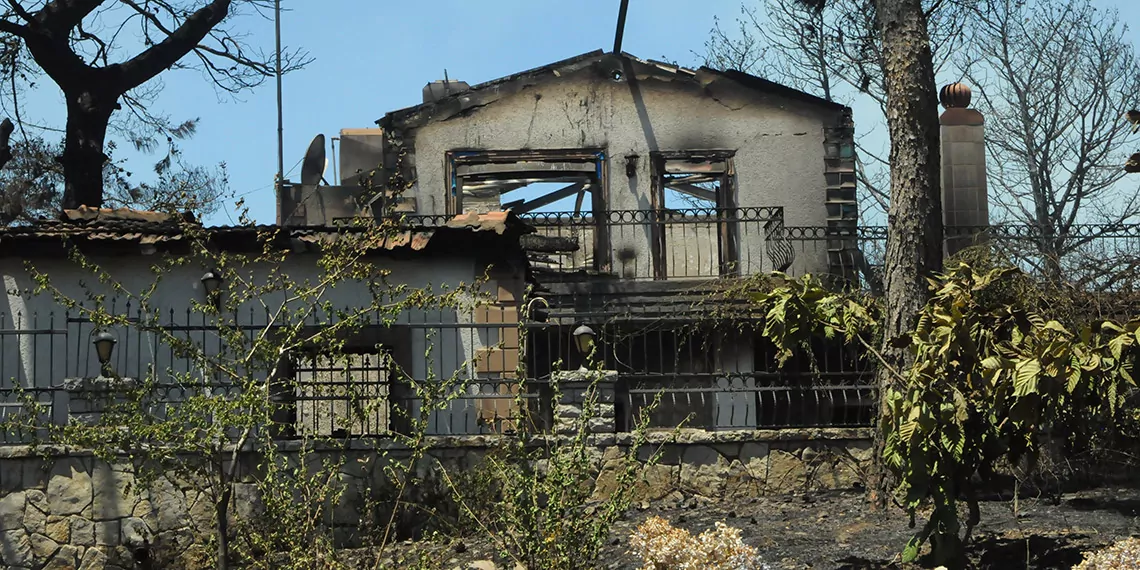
[367,486,1140,569]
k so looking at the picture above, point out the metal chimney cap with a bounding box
[940,82,972,109]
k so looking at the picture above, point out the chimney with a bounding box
[422,79,470,104]
[338,128,386,187]
[939,82,989,258]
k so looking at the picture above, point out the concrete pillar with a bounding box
[552,370,617,435]
[939,83,990,258]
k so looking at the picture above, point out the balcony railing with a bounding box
[518,207,793,280]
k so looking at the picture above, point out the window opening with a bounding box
[650,152,738,278]
[448,151,604,216]
[447,150,610,272]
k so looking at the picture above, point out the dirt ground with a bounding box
[604,488,1140,569]
[378,487,1140,569]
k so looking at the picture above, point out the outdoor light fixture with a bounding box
[201,269,223,308]
[625,154,639,178]
[572,324,596,371]
[91,330,116,376]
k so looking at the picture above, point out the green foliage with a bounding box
[234,445,351,570]
[745,273,879,364]
[441,372,671,570]
[703,266,1138,568]
[881,263,1137,567]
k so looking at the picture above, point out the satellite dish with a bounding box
[300,134,326,186]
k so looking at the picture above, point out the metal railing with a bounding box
[522,322,875,431]
[779,223,1140,292]
[2,306,878,442]
[518,207,790,280]
[0,307,541,442]
[625,376,875,430]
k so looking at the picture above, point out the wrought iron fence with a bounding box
[0,306,540,442]
[12,220,1136,443]
[403,208,793,280]
[522,321,876,431]
[353,212,1140,289]
[2,305,879,443]
[517,207,790,279]
[624,377,875,430]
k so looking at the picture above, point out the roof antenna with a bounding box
[444,68,450,88]
[274,0,284,184]
[613,0,630,54]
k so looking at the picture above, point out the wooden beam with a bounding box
[514,182,588,213]
[459,181,530,193]
[663,160,726,174]
[457,161,598,176]
[460,175,591,187]
[574,187,587,215]
[666,173,719,184]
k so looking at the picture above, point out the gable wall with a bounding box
[404,69,841,228]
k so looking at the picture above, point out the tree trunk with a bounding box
[60,91,116,210]
[216,478,232,570]
[868,0,944,507]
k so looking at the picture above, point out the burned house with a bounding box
[281,51,872,432]
[0,53,1011,567]
[1,52,881,444]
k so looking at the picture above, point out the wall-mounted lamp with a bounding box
[625,154,639,178]
[572,324,596,371]
[201,269,223,308]
[91,330,116,376]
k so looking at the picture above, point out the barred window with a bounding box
[293,352,390,436]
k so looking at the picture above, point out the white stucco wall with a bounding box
[0,254,482,391]
[401,71,836,277]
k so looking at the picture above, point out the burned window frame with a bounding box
[444,148,611,271]
[648,150,739,279]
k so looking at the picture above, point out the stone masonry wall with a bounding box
[0,428,872,570]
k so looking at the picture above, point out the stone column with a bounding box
[61,376,138,426]
[939,83,990,258]
[552,370,617,435]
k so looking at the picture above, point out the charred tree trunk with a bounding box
[868,0,944,507]
[0,118,14,171]
[61,91,115,210]
[216,466,232,570]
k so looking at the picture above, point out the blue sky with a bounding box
[13,0,1140,226]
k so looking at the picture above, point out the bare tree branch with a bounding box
[960,0,1140,276]
[116,0,230,91]
[702,0,966,219]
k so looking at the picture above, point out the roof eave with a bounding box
[378,50,607,130]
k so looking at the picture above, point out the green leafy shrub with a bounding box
[881,263,1138,567]
[441,372,669,570]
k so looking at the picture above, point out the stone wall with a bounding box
[597,428,871,502]
[0,428,872,569]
